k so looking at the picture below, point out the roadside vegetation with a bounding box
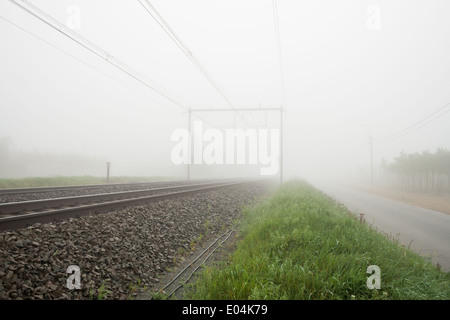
[381,148,450,194]
[0,176,175,188]
[187,180,450,300]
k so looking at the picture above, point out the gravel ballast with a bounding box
[0,181,272,300]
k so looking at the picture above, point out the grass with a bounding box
[0,175,176,189]
[126,278,149,300]
[186,180,450,300]
[89,282,112,300]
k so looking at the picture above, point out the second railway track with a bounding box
[0,179,256,231]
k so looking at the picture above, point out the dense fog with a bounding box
[1,0,449,185]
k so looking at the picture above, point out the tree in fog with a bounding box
[385,148,450,194]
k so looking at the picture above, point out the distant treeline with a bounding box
[0,136,106,178]
[381,148,450,193]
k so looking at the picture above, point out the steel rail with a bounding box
[0,180,241,215]
[0,180,195,196]
[0,179,255,231]
[165,227,237,299]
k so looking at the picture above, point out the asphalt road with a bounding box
[312,182,450,272]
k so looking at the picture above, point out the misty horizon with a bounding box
[1,0,449,185]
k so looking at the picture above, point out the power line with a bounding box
[0,14,168,106]
[376,102,450,143]
[138,0,240,108]
[138,0,252,128]
[8,0,216,126]
[9,0,188,113]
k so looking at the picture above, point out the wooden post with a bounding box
[106,162,111,184]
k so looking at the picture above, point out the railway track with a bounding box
[0,179,255,231]
[0,180,194,196]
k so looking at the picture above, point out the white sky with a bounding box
[1,0,449,180]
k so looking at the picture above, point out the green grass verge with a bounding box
[186,180,450,300]
[0,176,176,189]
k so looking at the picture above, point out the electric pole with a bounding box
[369,135,373,186]
[280,106,283,184]
[187,107,191,181]
[188,107,283,182]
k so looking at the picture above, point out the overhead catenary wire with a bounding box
[138,0,252,128]
[0,15,171,108]
[138,0,243,110]
[8,0,216,126]
[0,16,212,128]
[7,0,177,108]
